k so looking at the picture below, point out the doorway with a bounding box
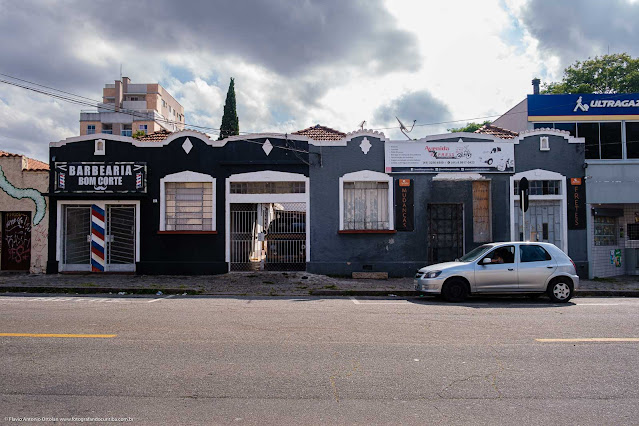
[60,203,138,272]
[230,202,306,271]
[1,211,32,271]
[428,203,464,264]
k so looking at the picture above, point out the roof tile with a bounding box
[293,124,346,141]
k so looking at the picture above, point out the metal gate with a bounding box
[230,202,306,271]
[514,200,562,248]
[62,204,136,272]
[63,206,91,269]
[428,203,464,264]
[107,205,136,269]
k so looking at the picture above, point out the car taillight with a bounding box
[569,258,577,274]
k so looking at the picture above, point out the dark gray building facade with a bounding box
[307,129,586,277]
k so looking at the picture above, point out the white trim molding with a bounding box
[513,128,585,145]
[339,170,394,231]
[159,170,216,232]
[509,169,568,253]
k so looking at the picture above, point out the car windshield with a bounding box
[458,245,493,262]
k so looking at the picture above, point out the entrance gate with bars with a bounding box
[60,203,137,272]
[230,202,306,271]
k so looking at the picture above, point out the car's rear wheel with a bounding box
[547,279,573,303]
[442,278,468,303]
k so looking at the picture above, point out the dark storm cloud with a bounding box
[521,0,639,66]
[0,2,114,93]
[87,0,421,76]
[0,0,420,87]
[373,90,451,129]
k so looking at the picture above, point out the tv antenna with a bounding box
[396,116,416,140]
[358,120,366,130]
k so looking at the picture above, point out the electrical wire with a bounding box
[2,72,639,152]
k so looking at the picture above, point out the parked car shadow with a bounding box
[408,295,576,308]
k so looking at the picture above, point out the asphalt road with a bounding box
[1,294,638,425]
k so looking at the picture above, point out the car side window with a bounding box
[520,245,552,262]
[483,246,515,264]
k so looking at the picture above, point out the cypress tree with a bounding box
[218,77,239,140]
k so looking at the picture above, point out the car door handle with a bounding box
[508,268,514,271]
[546,266,554,269]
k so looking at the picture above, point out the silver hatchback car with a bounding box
[414,242,579,303]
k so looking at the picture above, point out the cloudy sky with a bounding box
[1,0,637,161]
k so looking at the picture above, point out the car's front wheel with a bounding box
[547,279,573,303]
[442,278,468,302]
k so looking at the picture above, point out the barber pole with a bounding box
[91,204,106,272]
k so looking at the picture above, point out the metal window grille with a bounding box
[514,180,561,195]
[165,182,213,231]
[343,181,389,230]
[230,181,305,194]
[594,216,617,246]
[627,223,639,240]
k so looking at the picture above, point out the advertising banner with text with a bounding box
[385,141,515,173]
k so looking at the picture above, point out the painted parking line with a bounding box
[536,338,639,343]
[0,333,117,338]
[147,295,176,303]
[349,297,411,305]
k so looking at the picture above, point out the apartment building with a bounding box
[79,77,184,137]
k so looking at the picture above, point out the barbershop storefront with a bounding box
[53,162,145,272]
[48,132,310,274]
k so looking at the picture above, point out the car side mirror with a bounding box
[480,257,492,265]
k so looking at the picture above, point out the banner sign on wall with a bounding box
[55,162,147,193]
[385,140,514,173]
[395,179,414,231]
[567,177,586,230]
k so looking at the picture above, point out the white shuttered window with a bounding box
[343,181,389,230]
[165,182,213,231]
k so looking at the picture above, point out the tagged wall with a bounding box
[0,153,49,273]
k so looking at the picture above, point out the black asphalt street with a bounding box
[1,294,638,425]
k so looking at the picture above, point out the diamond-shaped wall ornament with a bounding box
[360,137,371,155]
[182,138,193,154]
[262,139,273,156]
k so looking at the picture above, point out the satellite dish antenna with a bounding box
[396,116,416,140]
[358,120,366,130]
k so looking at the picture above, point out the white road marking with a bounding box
[349,297,409,305]
[147,294,176,303]
[575,303,629,306]
[536,338,639,343]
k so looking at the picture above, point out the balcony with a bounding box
[126,84,147,94]
[123,100,148,110]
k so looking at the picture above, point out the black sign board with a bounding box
[395,179,414,231]
[519,177,529,212]
[567,177,586,230]
[55,162,147,193]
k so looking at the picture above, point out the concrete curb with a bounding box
[1,287,638,297]
[0,287,202,295]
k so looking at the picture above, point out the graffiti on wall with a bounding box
[0,165,47,225]
[3,212,31,264]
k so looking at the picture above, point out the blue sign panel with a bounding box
[528,94,639,117]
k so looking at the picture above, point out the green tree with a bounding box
[218,77,239,140]
[542,53,639,94]
[448,120,491,133]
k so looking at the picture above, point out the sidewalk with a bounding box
[1,272,639,297]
